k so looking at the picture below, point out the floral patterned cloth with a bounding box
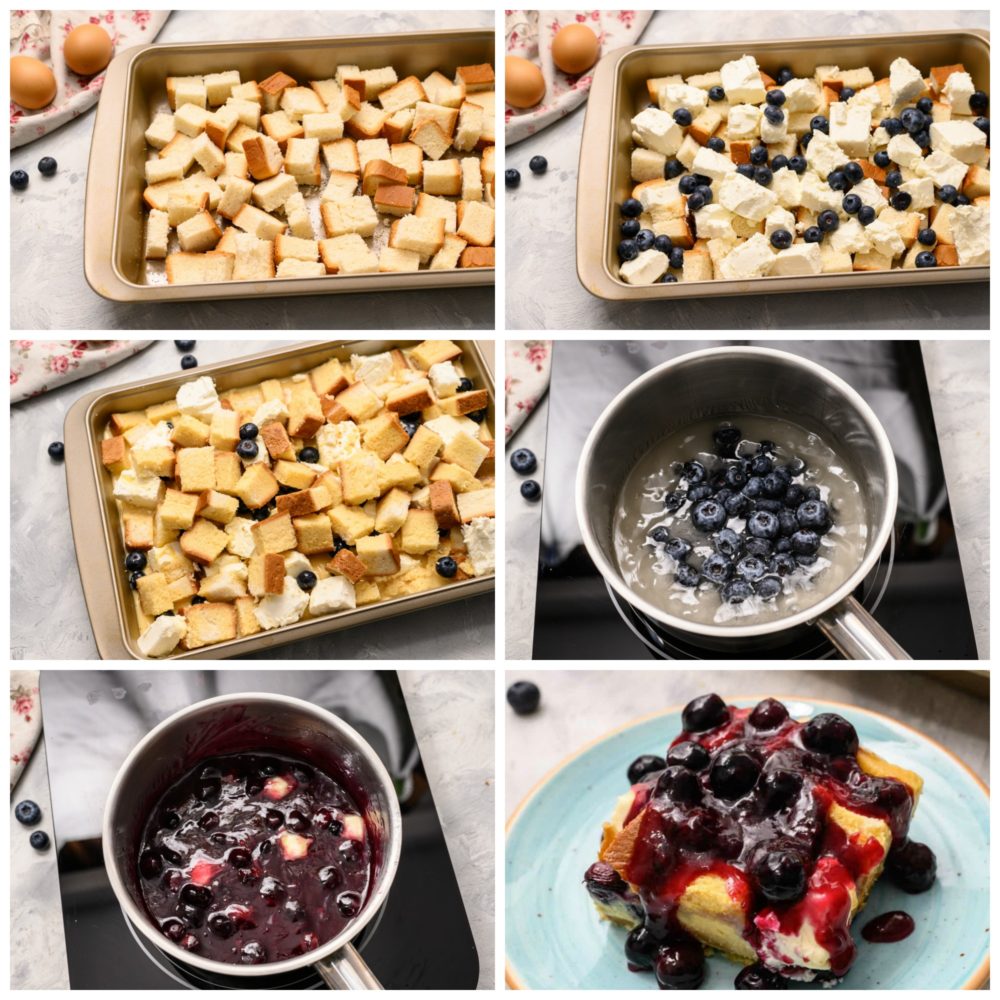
[10,671,41,792]
[11,10,169,149]
[10,339,152,403]
[505,9,651,145]
[505,340,553,440]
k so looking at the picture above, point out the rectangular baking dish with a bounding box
[577,29,990,300]
[64,339,496,659]
[84,30,495,303]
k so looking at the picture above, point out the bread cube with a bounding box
[102,436,130,474]
[422,159,462,197]
[320,196,379,238]
[275,486,325,517]
[439,388,489,417]
[177,211,222,253]
[384,108,415,144]
[192,130,226,176]
[183,602,238,648]
[123,506,156,550]
[176,446,216,493]
[402,424,443,474]
[322,137,360,174]
[251,511,297,554]
[346,102,388,140]
[430,234,468,270]
[234,463,279,509]
[137,572,173,616]
[453,101,483,152]
[456,64,494,93]
[374,488,412,534]
[272,460,317,491]
[242,133,284,180]
[174,103,211,137]
[293,512,335,554]
[287,384,324,439]
[400,509,440,554]
[356,534,401,576]
[461,157,483,201]
[327,547,367,583]
[456,201,494,247]
[390,141,424,185]
[389,216,445,256]
[385,379,435,415]
[145,112,177,149]
[214,450,243,494]
[170,414,211,448]
[457,487,495,521]
[209,408,240,451]
[180,518,230,565]
[329,504,375,544]
[339,452,383,506]
[235,595,261,636]
[248,552,286,596]
[232,204,286,241]
[259,70,297,112]
[311,357,349,397]
[131,444,175,478]
[360,412,410,459]
[159,488,201,530]
[198,489,239,524]
[167,574,199,603]
[429,480,461,529]
[410,340,462,370]
[442,430,489,474]
[335,381,381,422]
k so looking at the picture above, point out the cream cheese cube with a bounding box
[828,217,872,254]
[898,176,935,211]
[943,70,975,115]
[316,421,362,466]
[225,517,257,558]
[770,167,802,209]
[660,83,709,116]
[799,172,842,213]
[461,516,495,576]
[113,469,165,509]
[889,57,925,107]
[846,85,883,113]
[424,414,479,444]
[760,114,788,144]
[952,204,990,265]
[887,133,924,170]
[138,615,187,658]
[763,206,795,239]
[770,242,822,275]
[781,78,821,112]
[718,171,777,221]
[176,376,220,420]
[619,248,669,285]
[284,551,314,578]
[252,397,289,427]
[720,54,766,105]
[308,575,357,615]
[691,146,737,183]
[428,361,460,398]
[254,577,309,629]
[829,102,872,158]
[350,351,394,388]
[630,106,684,156]
[865,218,906,258]
[718,233,775,280]
[929,120,987,164]
[727,104,762,140]
[805,129,847,180]
[917,149,969,191]
[850,177,889,214]
[694,203,736,239]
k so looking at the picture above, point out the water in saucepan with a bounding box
[612,415,866,626]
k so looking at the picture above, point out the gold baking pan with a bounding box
[577,30,990,301]
[84,30,495,303]
[64,339,495,660]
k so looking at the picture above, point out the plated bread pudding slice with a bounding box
[584,695,937,988]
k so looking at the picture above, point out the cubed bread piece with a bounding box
[453,101,484,152]
[242,133,284,180]
[231,203,287,240]
[410,340,462,369]
[303,112,345,142]
[191,130,226,177]
[311,357,349,397]
[339,451,383,505]
[234,463,280,509]
[284,190,314,238]
[168,414,209,448]
[287,384,325,438]
[246,553,281,596]
[456,487,495,521]
[355,533,401,575]
[199,489,239,524]
[144,209,170,260]
[461,157,484,201]
[274,232,319,263]
[456,64,494,93]
[385,378,435,415]
[275,485,326,516]
[329,504,376,544]
[439,388,488,416]
[459,246,494,268]
[429,461,480,493]
[145,112,177,149]
[217,177,254,220]
[320,195,379,238]
[414,101,460,137]
[410,120,452,160]
[442,430,489,474]
[102,435,130,473]
[356,138,392,170]
[224,96,262,130]
[429,479,461,529]
[362,158,407,197]
[252,173,299,213]
[346,101,388,140]
[131,442,175,478]
[181,602,238,648]
[252,511,297,554]
[422,159,462,196]
[415,192,457,233]
[403,424,444,474]
[379,455,423,491]
[430,233,468,270]
[123,506,156,550]
[217,230,276,280]
[205,104,239,148]
[145,156,184,185]
[384,108,415,144]
[323,137,361,173]
[319,234,378,274]
[423,69,465,107]
[177,211,222,253]
[180,518,229,565]
[360,411,410,460]
[293,512,335,554]
[390,141,424,185]
[165,186,208,226]
[258,420,294,461]
[279,86,326,123]
[137,572,173,616]
[167,574,199,603]
[175,446,216,493]
[373,487,411,534]
[400,509,440,554]
[379,75,427,114]
[456,201,494,247]
[389,215,445,256]
[159,488,201,530]
[257,71,296,113]
[378,246,421,272]
[174,103,211,137]
[215,451,243,494]
[373,184,416,217]
[284,136,321,180]
[209,408,240,451]
[335,380,382,421]
[273,460,317,491]
[321,170,361,203]
[235,595,262,636]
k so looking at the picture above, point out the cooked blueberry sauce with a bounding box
[585,696,935,987]
[139,752,370,964]
[861,910,915,943]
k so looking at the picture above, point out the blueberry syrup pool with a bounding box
[138,752,371,966]
[584,695,936,988]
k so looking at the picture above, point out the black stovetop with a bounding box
[41,670,478,989]
[532,341,978,660]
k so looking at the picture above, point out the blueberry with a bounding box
[655,765,702,805]
[621,197,642,218]
[771,154,790,172]
[617,239,638,262]
[736,555,767,581]
[713,425,742,457]
[840,86,855,100]
[505,168,521,188]
[755,499,782,514]
[969,90,988,114]
[128,571,144,590]
[681,693,728,733]
[842,193,862,215]
[687,484,712,502]
[665,158,686,178]
[707,136,726,153]
[238,422,258,440]
[796,499,829,530]
[771,552,797,576]
[810,114,829,134]
[624,925,660,970]
[11,169,29,190]
[723,492,752,518]
[691,499,726,532]
[777,506,798,533]
[735,962,789,989]
[817,209,839,232]
[174,340,195,351]
[653,234,673,254]
[912,128,929,149]
[520,480,541,502]
[620,217,640,238]
[650,526,670,545]
[296,570,317,591]
[47,440,65,462]
[708,85,726,101]
[973,116,989,136]
[736,163,755,179]
[664,490,686,511]
[747,510,779,539]
[790,530,819,555]
[673,108,693,127]
[632,230,656,254]
[700,553,733,585]
[627,754,666,785]
[843,161,862,187]
[667,740,711,771]
[955,194,971,206]
[124,551,148,573]
[881,116,904,135]
[938,183,959,205]
[721,579,753,604]
[775,68,794,86]
[827,170,849,192]
[179,882,213,908]
[529,155,547,174]
[432,555,457,580]
[753,166,772,187]
[761,472,786,498]
[900,107,923,134]
[754,575,782,600]
[917,227,936,247]
[742,475,764,498]
[749,697,789,731]
[714,527,742,559]
[507,680,540,715]
[766,89,786,107]
[915,251,937,268]
[916,96,933,114]
[754,848,807,902]
[857,205,876,225]
[710,749,761,800]
[873,150,890,168]
[744,537,772,559]
[724,465,747,489]
[885,169,902,188]
[665,537,691,561]
[891,191,912,211]
[298,446,320,463]
[236,438,258,460]
[801,712,858,755]
[510,448,537,475]
[802,225,822,243]
[668,247,685,269]
[886,839,937,893]
[29,831,50,851]
[787,155,807,174]
[687,190,706,211]
[38,156,58,176]
[678,174,698,195]
[749,144,768,166]
[655,935,705,990]
[15,801,41,825]
[675,563,701,588]
[179,355,198,371]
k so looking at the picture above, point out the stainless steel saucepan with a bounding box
[576,347,909,660]
[103,693,402,988]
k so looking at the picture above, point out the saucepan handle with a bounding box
[313,942,383,990]
[816,595,911,660]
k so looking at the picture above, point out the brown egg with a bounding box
[10,56,57,110]
[64,23,114,76]
[551,23,600,76]
[506,55,546,110]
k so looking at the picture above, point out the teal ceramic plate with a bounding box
[506,697,989,990]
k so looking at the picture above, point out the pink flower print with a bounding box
[526,342,549,365]
[10,370,20,385]
[50,354,70,374]
[13,693,34,718]
[17,339,33,350]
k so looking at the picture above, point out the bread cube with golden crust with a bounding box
[180,518,230,565]
[183,602,238,649]
[329,504,375,544]
[429,480,461,529]
[159,488,202,530]
[137,571,174,616]
[400,509,440,555]
[235,463,280,509]
[356,533,401,576]
[252,511,297,554]
[293,512,335,554]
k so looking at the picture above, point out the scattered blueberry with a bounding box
[749,145,768,166]
[938,184,958,206]
[768,228,791,250]
[753,166,772,187]
[817,210,839,232]
[661,273,678,283]
[505,168,521,188]
[239,422,258,441]
[29,831,50,851]
[775,68,794,86]
[180,354,198,370]
[11,169,30,190]
[174,340,195,351]
[15,801,42,825]
[627,754,666,785]
[435,556,458,578]
[665,158,685,178]
[810,115,829,134]
[124,550,147,572]
[873,150,891,168]
[915,251,937,268]
[842,193,862,215]
[881,116,904,136]
[891,191,912,211]
[510,448,537,475]
[621,197,642,218]
[38,156,58,176]
[653,234,673,254]
[617,239,638,262]
[707,136,725,153]
[458,377,475,392]
[507,680,540,715]
[620,217,640,238]
[884,169,902,189]
[827,169,849,192]
[528,155,548,175]
[520,480,541,502]
[766,89,786,107]
[787,155,807,174]
[668,247,685,270]
[298,446,319,463]
[236,439,258,460]
[969,90,988,114]
[47,441,65,461]
[973,116,989,136]
[771,154,789,171]
[708,85,726,101]
[128,570,144,590]
[857,205,876,225]
[735,962,789,989]
[634,228,655,251]
[673,108,693,127]
[802,226,822,244]
[296,570,317,591]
